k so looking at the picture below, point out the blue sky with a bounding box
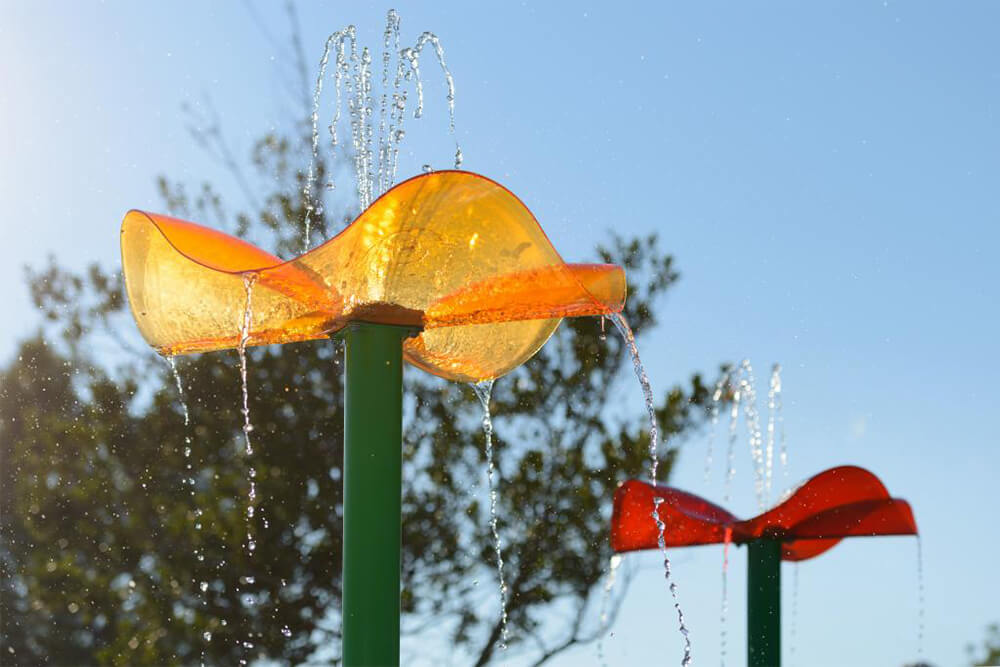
[2,2,998,665]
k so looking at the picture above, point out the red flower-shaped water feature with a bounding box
[611,465,917,561]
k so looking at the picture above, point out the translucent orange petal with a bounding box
[121,170,626,381]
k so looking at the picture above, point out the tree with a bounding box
[967,623,1000,667]
[0,9,713,666]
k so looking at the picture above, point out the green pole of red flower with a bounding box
[747,538,781,667]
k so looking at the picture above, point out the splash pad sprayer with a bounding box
[611,465,918,666]
[120,170,627,665]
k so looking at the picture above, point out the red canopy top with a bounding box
[610,466,917,562]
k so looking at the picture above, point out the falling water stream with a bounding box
[596,554,623,667]
[167,357,191,429]
[166,357,196,502]
[610,313,692,667]
[238,274,258,556]
[236,274,258,666]
[471,379,509,651]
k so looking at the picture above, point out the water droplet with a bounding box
[611,314,692,666]
[281,626,292,638]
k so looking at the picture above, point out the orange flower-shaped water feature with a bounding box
[121,170,626,381]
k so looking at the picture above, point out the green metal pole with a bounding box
[341,322,414,667]
[747,539,781,667]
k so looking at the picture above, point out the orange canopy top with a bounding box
[610,466,917,562]
[121,170,626,382]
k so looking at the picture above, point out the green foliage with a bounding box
[0,124,711,665]
[967,623,1000,666]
